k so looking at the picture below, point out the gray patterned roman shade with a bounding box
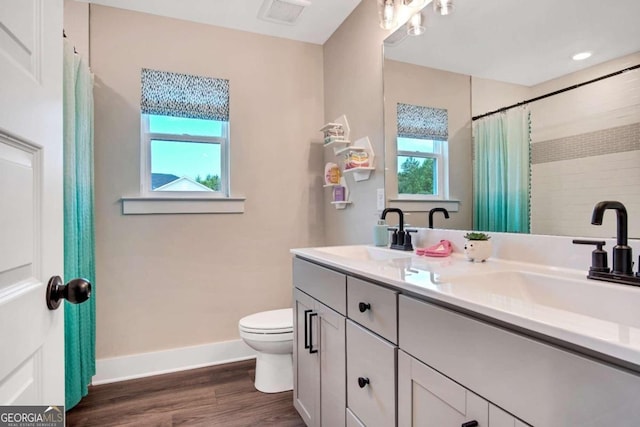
[397,103,448,141]
[141,68,229,121]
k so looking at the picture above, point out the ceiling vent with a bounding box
[258,0,311,25]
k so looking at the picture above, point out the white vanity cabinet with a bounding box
[294,253,640,427]
[293,258,347,427]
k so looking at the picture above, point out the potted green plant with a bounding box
[463,232,492,262]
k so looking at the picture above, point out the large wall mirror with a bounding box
[383,0,640,238]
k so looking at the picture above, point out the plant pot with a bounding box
[464,239,492,262]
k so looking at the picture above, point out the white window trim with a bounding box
[121,116,244,215]
[396,139,449,201]
[121,196,246,215]
[387,198,460,213]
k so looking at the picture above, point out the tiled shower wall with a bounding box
[530,122,640,238]
[532,123,640,164]
[528,55,640,238]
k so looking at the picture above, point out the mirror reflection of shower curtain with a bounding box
[473,107,531,233]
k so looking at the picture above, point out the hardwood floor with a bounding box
[66,359,305,427]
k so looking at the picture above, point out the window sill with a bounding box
[388,198,460,212]
[121,196,246,215]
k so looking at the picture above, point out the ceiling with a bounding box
[79,0,363,45]
[384,0,640,86]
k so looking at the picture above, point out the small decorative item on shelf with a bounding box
[320,123,345,144]
[333,186,346,202]
[344,150,370,170]
[463,232,492,262]
[324,162,341,185]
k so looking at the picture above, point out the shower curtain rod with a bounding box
[471,63,640,121]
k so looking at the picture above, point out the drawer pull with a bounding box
[303,309,312,349]
[358,302,371,313]
[357,377,370,388]
[461,421,479,427]
[308,312,318,354]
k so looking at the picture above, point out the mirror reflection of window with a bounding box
[396,103,449,200]
[397,137,446,197]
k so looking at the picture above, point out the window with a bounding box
[140,68,230,197]
[142,115,228,195]
[397,137,447,197]
[396,103,449,199]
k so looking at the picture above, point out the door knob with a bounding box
[46,276,91,310]
[358,302,371,313]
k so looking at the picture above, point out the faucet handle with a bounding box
[572,239,609,273]
[387,227,398,245]
[403,229,418,251]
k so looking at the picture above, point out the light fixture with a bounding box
[433,0,454,16]
[378,0,398,29]
[572,51,592,61]
[407,12,425,36]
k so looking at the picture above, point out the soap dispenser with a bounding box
[373,219,389,247]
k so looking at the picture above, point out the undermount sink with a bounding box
[443,270,640,328]
[313,245,414,261]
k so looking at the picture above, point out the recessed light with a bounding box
[572,52,592,61]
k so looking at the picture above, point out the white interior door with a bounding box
[0,0,65,405]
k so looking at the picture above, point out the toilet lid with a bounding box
[239,308,293,333]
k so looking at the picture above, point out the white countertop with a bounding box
[291,245,640,370]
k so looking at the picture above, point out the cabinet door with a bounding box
[317,301,346,427]
[489,405,530,427]
[347,320,397,427]
[346,408,366,427]
[294,289,320,426]
[398,350,488,426]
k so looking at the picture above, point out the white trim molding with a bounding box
[93,339,255,385]
[121,196,246,215]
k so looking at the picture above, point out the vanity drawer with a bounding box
[347,276,397,343]
[293,257,346,315]
[346,320,396,427]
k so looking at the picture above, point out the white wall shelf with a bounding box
[324,139,351,155]
[342,136,375,182]
[321,115,352,155]
[334,145,365,156]
[324,176,351,209]
[331,201,352,209]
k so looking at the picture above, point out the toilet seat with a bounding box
[239,308,293,334]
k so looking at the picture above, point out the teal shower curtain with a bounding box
[63,40,96,410]
[472,108,531,233]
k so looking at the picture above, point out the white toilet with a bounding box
[239,308,294,393]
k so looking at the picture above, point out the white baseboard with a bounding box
[92,339,256,385]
